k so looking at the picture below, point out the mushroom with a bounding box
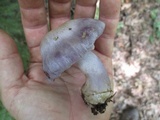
[40,18,114,115]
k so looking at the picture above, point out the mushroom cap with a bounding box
[40,18,105,80]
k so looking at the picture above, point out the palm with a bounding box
[12,68,86,120]
[5,54,111,120]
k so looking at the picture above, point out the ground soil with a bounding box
[110,1,160,120]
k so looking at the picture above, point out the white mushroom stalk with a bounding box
[40,18,114,115]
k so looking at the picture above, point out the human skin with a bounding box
[0,0,120,120]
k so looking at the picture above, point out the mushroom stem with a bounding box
[77,51,113,115]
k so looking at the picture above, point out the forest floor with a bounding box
[0,1,160,120]
[111,1,160,120]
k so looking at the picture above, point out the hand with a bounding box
[0,0,120,120]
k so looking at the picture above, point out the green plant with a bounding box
[0,0,30,69]
[0,101,14,120]
[149,8,160,43]
[94,7,99,20]
[0,0,22,38]
[117,21,124,35]
[157,0,160,3]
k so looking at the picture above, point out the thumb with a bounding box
[0,30,27,108]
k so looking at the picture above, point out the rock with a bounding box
[120,106,139,120]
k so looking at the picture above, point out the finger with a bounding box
[48,0,71,29]
[95,0,121,57]
[74,0,97,18]
[18,0,48,62]
[0,30,28,101]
